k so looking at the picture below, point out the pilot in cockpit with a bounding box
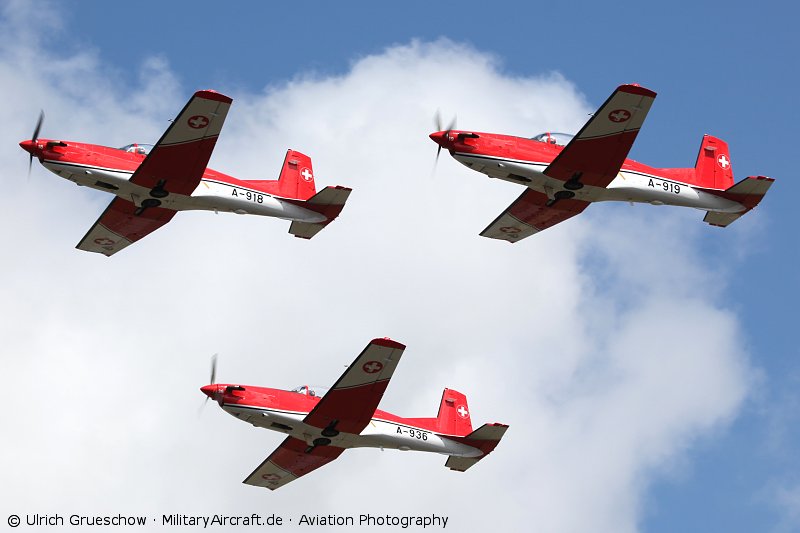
[531,132,574,146]
[119,143,154,155]
[291,385,315,396]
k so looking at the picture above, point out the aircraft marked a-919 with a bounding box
[429,84,774,243]
[201,338,508,491]
[20,90,351,256]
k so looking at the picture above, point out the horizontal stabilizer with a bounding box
[723,175,774,197]
[288,185,352,239]
[703,175,774,227]
[445,423,509,472]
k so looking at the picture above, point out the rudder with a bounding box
[245,149,317,200]
[692,134,734,190]
[435,388,473,436]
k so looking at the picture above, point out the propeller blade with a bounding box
[201,353,219,413]
[32,110,44,142]
[209,353,218,385]
[27,110,44,178]
[431,110,457,179]
[445,114,457,132]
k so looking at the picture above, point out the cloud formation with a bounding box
[0,4,751,532]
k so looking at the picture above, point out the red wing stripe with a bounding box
[194,89,233,104]
[480,189,589,243]
[76,197,176,256]
[506,190,589,232]
[544,84,656,188]
[243,436,344,490]
[302,339,404,435]
[128,90,232,195]
[618,83,657,98]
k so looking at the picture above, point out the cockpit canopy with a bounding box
[118,143,154,155]
[291,385,328,397]
[531,132,574,146]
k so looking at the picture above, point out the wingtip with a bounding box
[195,89,233,104]
[370,337,406,350]
[618,84,657,98]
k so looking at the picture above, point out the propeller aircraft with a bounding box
[430,84,774,243]
[201,338,508,491]
[20,90,351,256]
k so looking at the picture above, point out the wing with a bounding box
[129,90,232,194]
[243,436,344,491]
[480,189,590,243]
[544,84,656,188]
[303,338,405,435]
[76,197,176,256]
[76,90,232,256]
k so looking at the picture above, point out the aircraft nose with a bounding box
[19,140,36,155]
[429,131,447,146]
[200,384,216,399]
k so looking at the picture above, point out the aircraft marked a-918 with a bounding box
[20,90,351,256]
[201,338,508,491]
[429,84,774,243]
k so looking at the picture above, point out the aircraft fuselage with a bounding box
[449,134,745,214]
[213,385,482,459]
[31,141,326,223]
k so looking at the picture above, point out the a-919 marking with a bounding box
[647,178,681,194]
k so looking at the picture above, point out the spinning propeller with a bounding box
[26,111,44,176]
[201,353,219,410]
[433,109,457,167]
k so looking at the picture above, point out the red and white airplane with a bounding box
[201,338,508,491]
[19,90,351,256]
[430,84,774,243]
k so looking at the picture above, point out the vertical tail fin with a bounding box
[435,388,473,436]
[692,134,734,190]
[245,149,317,200]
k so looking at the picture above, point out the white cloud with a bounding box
[0,6,752,532]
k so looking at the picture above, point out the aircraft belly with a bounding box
[354,419,481,457]
[454,154,746,213]
[44,161,133,190]
[455,153,549,186]
[224,405,304,429]
[42,161,327,221]
[606,173,745,212]
[189,180,327,222]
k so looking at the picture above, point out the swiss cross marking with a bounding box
[457,405,469,418]
[717,154,730,169]
[499,226,521,234]
[188,115,209,129]
[300,168,314,182]
[94,237,115,246]
[362,360,384,374]
[608,109,631,123]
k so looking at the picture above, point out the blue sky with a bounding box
[2,1,798,531]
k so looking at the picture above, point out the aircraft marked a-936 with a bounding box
[201,338,508,491]
[430,84,774,243]
[20,90,351,256]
